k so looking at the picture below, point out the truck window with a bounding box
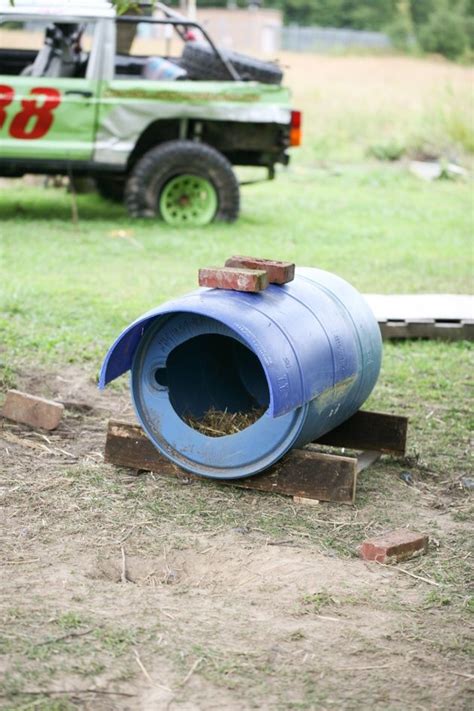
[115,18,189,81]
[0,19,94,78]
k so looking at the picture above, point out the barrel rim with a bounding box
[129,312,309,479]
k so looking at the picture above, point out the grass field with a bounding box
[283,53,474,163]
[0,53,473,711]
[1,165,472,369]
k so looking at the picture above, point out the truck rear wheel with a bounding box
[125,140,240,226]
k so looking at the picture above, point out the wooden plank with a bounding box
[105,420,357,504]
[435,321,474,340]
[235,449,357,503]
[402,321,451,339]
[363,293,474,322]
[380,320,474,341]
[379,322,409,339]
[461,321,474,341]
[316,410,408,455]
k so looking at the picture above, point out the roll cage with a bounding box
[121,1,241,81]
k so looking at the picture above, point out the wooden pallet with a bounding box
[363,293,474,341]
[379,319,473,341]
[105,410,408,505]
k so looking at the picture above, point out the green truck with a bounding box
[0,1,301,225]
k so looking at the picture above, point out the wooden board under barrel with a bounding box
[104,410,408,505]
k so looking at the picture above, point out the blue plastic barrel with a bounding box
[100,268,382,479]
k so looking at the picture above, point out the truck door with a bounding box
[0,18,100,162]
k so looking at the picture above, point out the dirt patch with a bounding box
[1,365,472,710]
[1,362,132,415]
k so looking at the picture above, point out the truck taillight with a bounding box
[290,110,302,147]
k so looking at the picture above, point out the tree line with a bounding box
[9,0,472,60]
[188,0,474,60]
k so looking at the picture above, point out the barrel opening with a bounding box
[163,333,269,436]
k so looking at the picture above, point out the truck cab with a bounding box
[0,0,300,225]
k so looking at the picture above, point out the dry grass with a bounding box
[183,407,265,437]
[281,53,474,162]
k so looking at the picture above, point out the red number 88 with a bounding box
[9,87,61,140]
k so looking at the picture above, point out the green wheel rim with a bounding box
[159,174,218,226]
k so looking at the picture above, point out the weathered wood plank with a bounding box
[236,448,357,503]
[363,293,474,322]
[105,420,357,504]
[316,410,408,455]
[380,320,474,341]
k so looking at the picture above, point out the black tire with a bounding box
[181,41,283,85]
[96,175,126,203]
[125,140,240,223]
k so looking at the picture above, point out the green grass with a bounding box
[0,166,472,372]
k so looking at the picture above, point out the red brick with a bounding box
[359,529,428,564]
[198,266,269,292]
[225,256,295,285]
[1,389,64,431]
